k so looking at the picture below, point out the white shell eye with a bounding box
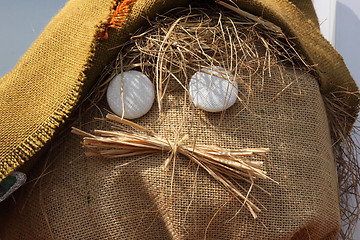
[106,70,155,119]
[189,67,238,112]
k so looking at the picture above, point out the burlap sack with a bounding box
[0,68,340,239]
[0,0,358,239]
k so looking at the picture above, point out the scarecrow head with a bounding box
[0,0,358,239]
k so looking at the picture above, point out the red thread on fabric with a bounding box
[99,0,137,39]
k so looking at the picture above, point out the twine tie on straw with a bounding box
[72,114,274,218]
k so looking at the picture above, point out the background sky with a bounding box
[0,0,69,78]
[335,0,360,83]
[0,0,360,236]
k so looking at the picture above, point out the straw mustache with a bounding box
[72,114,275,218]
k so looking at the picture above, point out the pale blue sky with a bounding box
[0,0,69,78]
[336,1,360,83]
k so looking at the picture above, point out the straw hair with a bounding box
[93,4,310,114]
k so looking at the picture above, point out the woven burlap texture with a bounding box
[0,0,357,183]
[0,0,115,180]
[0,63,340,239]
[0,0,355,238]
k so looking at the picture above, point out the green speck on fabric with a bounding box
[0,175,17,197]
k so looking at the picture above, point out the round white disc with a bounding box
[189,67,238,112]
[106,70,155,119]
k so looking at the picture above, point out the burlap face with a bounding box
[0,58,340,239]
[0,6,356,238]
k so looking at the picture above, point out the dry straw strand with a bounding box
[72,114,273,218]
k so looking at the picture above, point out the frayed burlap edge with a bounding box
[0,0,117,181]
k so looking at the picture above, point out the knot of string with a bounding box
[164,134,189,169]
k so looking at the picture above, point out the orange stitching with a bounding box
[99,0,137,39]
